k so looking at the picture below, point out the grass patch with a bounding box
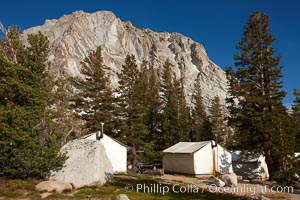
[8,179,37,191]
[0,190,24,198]
[74,175,246,200]
[0,175,253,199]
[0,177,39,198]
[47,193,75,199]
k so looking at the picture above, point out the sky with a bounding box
[0,0,299,107]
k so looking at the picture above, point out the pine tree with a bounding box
[191,76,212,141]
[54,69,76,143]
[175,78,190,143]
[146,60,162,150]
[160,60,179,150]
[227,11,295,177]
[225,66,240,124]
[209,96,227,145]
[116,54,149,167]
[0,26,66,178]
[160,60,190,149]
[292,89,300,152]
[70,46,115,135]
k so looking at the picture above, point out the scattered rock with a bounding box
[51,139,114,189]
[35,180,72,193]
[237,175,243,182]
[213,178,225,187]
[115,194,130,200]
[40,192,52,199]
[254,194,270,200]
[220,173,238,187]
[157,169,164,176]
[294,182,300,189]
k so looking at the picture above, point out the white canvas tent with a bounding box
[163,141,233,176]
[82,132,127,173]
[231,151,269,181]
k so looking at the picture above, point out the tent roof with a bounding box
[163,141,212,154]
[81,132,127,147]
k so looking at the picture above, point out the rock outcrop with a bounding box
[51,139,113,189]
[22,10,228,107]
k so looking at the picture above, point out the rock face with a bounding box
[35,180,72,193]
[22,10,228,106]
[51,139,113,189]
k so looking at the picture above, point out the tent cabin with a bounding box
[231,151,269,181]
[163,141,233,176]
[81,132,127,174]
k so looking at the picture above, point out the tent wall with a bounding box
[216,144,233,174]
[233,162,260,180]
[163,153,195,174]
[232,156,269,181]
[86,134,127,173]
[193,143,214,175]
[257,155,269,181]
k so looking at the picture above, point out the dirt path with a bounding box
[156,174,300,200]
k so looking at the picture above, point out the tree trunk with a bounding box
[132,143,138,170]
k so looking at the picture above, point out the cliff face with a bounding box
[23,10,228,106]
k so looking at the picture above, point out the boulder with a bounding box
[115,194,130,200]
[254,194,270,200]
[220,173,238,187]
[35,180,72,193]
[213,178,225,187]
[40,192,52,199]
[51,139,113,189]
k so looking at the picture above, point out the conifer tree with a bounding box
[292,89,300,152]
[0,26,65,178]
[144,60,162,150]
[70,46,115,135]
[209,96,227,145]
[160,60,179,149]
[160,60,190,149]
[175,78,191,143]
[191,76,212,141]
[227,11,295,177]
[54,69,76,143]
[141,61,161,151]
[139,60,150,115]
[116,55,149,167]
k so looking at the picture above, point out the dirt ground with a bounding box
[156,174,300,200]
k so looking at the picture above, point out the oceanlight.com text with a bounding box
[208,184,294,195]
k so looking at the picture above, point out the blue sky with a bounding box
[0,0,299,107]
